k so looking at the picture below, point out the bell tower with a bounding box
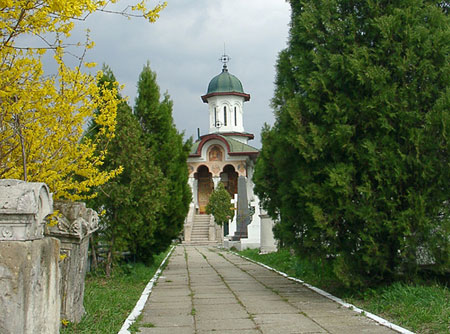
[201,55,250,137]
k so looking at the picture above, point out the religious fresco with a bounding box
[208,145,223,161]
[196,165,214,214]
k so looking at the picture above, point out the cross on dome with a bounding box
[219,54,230,71]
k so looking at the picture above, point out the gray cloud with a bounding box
[68,0,291,147]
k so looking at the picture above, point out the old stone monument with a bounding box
[259,208,277,254]
[0,179,60,334]
[232,176,253,240]
[46,200,99,323]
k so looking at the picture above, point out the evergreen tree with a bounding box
[87,67,168,273]
[134,62,192,255]
[255,1,450,286]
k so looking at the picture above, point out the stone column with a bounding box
[45,200,99,323]
[259,208,277,254]
[192,178,198,212]
[227,194,238,238]
[0,179,60,334]
[212,176,221,189]
[209,214,216,241]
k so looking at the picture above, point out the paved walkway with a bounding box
[138,245,399,334]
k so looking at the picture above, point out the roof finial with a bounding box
[219,44,230,72]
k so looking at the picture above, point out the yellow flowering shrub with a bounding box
[0,0,165,200]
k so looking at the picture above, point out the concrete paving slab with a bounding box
[149,288,191,298]
[244,301,300,314]
[197,329,260,334]
[254,313,326,332]
[196,318,256,331]
[144,301,192,310]
[141,306,192,318]
[147,296,191,303]
[139,326,193,334]
[137,245,402,334]
[141,315,194,327]
[195,308,251,321]
[192,297,239,305]
[193,303,246,313]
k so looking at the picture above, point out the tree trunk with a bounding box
[90,235,98,271]
[105,234,115,278]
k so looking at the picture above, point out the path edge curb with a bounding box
[230,250,415,334]
[118,245,176,334]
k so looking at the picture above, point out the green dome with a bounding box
[207,66,245,94]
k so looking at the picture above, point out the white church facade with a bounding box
[183,56,276,251]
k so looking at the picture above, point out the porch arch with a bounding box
[220,164,238,197]
[195,165,213,214]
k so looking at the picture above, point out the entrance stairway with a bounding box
[188,214,216,245]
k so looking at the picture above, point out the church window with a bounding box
[234,106,237,126]
[214,107,217,126]
[224,106,227,126]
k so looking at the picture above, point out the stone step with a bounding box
[194,215,210,220]
[192,232,209,235]
[193,219,210,222]
[182,241,218,245]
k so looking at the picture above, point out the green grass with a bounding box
[61,249,170,334]
[238,249,450,334]
[350,283,450,334]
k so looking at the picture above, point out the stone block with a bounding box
[45,200,99,323]
[0,237,60,334]
[0,179,52,241]
[259,209,277,254]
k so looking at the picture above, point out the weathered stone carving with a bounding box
[46,200,99,239]
[45,200,99,323]
[0,179,52,241]
[0,179,60,334]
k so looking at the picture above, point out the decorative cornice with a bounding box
[189,134,259,158]
[201,91,250,103]
[0,179,53,241]
[189,134,231,157]
[219,132,255,140]
[46,201,98,240]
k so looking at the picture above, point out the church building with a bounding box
[183,55,262,248]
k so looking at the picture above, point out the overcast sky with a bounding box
[69,0,291,147]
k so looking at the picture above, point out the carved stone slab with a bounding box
[0,179,53,241]
[46,201,99,240]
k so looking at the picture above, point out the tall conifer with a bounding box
[255,1,450,286]
[88,66,168,273]
[134,63,192,255]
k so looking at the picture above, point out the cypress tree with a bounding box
[254,1,450,286]
[134,62,192,255]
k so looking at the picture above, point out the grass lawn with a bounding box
[61,249,170,334]
[239,248,450,334]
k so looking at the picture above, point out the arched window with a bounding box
[214,107,217,126]
[234,106,237,126]
[223,106,227,126]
